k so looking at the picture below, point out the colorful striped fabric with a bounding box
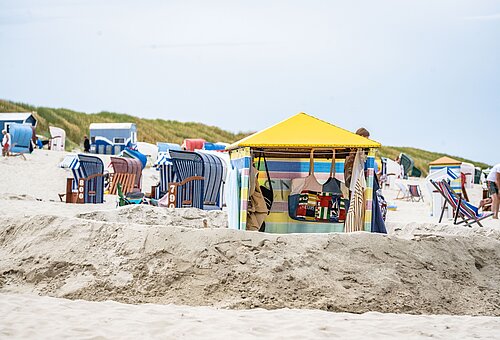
[110,157,143,190]
[168,150,204,209]
[408,184,424,202]
[345,177,365,232]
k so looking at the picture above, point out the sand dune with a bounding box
[1,204,499,315]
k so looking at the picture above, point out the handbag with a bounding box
[322,150,342,195]
[257,153,274,212]
[257,153,273,232]
[288,149,347,223]
[290,149,322,195]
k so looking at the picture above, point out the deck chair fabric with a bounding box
[431,179,492,227]
[169,150,205,209]
[408,184,424,202]
[110,157,142,190]
[196,152,224,209]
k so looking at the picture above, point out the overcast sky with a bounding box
[1,0,499,165]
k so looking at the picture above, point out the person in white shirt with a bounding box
[486,163,500,219]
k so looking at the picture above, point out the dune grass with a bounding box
[1,99,490,175]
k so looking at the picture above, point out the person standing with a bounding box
[2,129,10,157]
[83,135,90,153]
[486,163,500,219]
[344,127,371,188]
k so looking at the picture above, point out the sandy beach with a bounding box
[1,150,499,339]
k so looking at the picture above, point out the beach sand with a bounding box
[1,150,499,339]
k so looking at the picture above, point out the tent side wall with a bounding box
[229,147,252,230]
[363,149,376,231]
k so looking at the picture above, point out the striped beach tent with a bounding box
[227,112,381,233]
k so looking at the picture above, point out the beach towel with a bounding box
[345,150,366,232]
[247,165,268,231]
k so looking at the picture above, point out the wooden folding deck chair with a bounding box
[430,179,493,227]
[395,182,410,200]
[407,184,424,202]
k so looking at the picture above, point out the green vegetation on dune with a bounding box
[0,100,249,151]
[1,99,490,174]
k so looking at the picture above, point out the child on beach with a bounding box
[486,163,500,219]
[2,129,10,157]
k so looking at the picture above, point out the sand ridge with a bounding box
[1,205,499,316]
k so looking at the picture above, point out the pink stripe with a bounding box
[257,171,344,181]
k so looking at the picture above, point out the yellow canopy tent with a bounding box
[227,112,380,150]
[227,112,381,233]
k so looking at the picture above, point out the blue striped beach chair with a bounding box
[168,150,205,209]
[197,152,224,210]
[59,154,105,203]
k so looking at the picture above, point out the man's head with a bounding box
[2,130,6,135]
[355,127,370,138]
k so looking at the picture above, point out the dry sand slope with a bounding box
[1,204,499,316]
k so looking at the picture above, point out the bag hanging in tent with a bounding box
[289,149,345,222]
[322,149,342,194]
[257,153,274,212]
[290,149,322,195]
[257,153,274,232]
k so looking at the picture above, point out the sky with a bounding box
[1,0,499,165]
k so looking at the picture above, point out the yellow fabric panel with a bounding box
[227,113,381,149]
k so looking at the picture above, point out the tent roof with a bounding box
[227,113,381,150]
[429,156,462,166]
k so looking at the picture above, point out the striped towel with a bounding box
[344,178,365,232]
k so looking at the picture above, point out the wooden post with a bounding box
[65,178,73,203]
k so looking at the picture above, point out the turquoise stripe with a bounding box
[265,222,344,233]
